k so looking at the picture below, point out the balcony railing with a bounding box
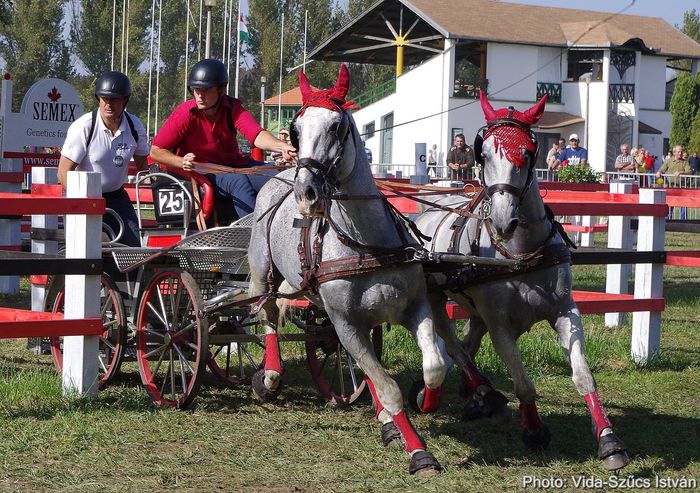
[537,82,562,103]
[610,84,635,103]
[353,78,396,109]
[453,77,488,98]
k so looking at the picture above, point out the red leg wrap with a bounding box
[365,377,383,417]
[462,361,491,395]
[419,385,443,413]
[392,409,426,453]
[584,392,612,440]
[519,402,543,431]
[264,333,284,374]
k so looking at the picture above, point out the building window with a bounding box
[453,41,487,98]
[363,122,375,140]
[567,50,603,81]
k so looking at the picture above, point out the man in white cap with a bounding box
[555,133,588,167]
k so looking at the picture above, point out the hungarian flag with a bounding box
[240,15,252,45]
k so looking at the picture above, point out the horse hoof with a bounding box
[408,379,430,413]
[381,421,402,447]
[251,369,281,401]
[522,424,551,450]
[461,388,510,422]
[598,433,630,471]
[409,450,442,476]
[602,451,631,471]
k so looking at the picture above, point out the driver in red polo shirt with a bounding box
[150,58,296,218]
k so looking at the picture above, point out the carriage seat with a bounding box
[147,158,239,232]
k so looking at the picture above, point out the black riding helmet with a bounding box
[188,58,228,91]
[94,71,132,100]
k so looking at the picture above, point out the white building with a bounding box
[309,0,700,174]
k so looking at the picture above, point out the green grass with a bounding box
[0,233,699,492]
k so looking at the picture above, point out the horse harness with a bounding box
[261,103,420,298]
[434,115,575,290]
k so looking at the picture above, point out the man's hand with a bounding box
[448,162,459,170]
[181,152,196,171]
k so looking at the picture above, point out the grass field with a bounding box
[0,233,698,492]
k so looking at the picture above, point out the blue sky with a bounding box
[503,0,693,28]
[239,0,692,29]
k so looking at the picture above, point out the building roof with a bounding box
[310,0,700,65]
[639,121,662,135]
[263,85,319,106]
[532,111,585,130]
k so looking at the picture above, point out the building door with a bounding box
[381,112,393,164]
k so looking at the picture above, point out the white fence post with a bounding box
[580,215,596,247]
[605,180,634,327]
[631,188,665,363]
[28,167,59,354]
[0,158,22,294]
[62,171,101,397]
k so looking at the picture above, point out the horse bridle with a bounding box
[290,99,353,194]
[473,115,540,203]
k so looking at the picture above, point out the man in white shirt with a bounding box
[59,71,150,246]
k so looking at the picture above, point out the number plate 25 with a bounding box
[157,189,186,216]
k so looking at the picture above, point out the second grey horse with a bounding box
[414,91,630,471]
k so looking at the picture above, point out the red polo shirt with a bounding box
[152,95,263,166]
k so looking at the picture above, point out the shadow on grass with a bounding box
[430,404,700,473]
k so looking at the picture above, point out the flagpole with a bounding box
[234,0,241,98]
[302,9,308,73]
[226,0,234,94]
[278,12,284,133]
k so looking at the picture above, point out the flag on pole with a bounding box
[240,15,252,45]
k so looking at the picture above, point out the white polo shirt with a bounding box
[62,111,150,192]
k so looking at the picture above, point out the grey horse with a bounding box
[414,92,630,471]
[247,65,446,476]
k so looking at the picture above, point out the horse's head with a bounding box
[291,64,358,217]
[475,91,547,240]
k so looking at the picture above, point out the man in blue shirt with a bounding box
[556,133,588,167]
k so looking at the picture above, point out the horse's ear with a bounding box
[521,94,547,125]
[479,90,497,123]
[332,64,350,101]
[299,69,313,103]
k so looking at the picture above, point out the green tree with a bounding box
[69,0,150,122]
[669,72,700,150]
[673,9,700,71]
[0,0,74,110]
[0,0,11,25]
[687,103,700,156]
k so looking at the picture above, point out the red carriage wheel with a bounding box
[207,316,264,386]
[136,269,208,409]
[48,274,127,390]
[305,323,383,405]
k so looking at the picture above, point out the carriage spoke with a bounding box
[172,344,195,374]
[102,319,119,330]
[155,282,170,329]
[146,343,168,363]
[346,351,359,391]
[336,349,345,397]
[146,301,169,327]
[100,336,117,352]
[176,350,189,391]
[169,350,176,401]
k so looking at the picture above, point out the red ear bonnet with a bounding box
[297,64,353,113]
[480,90,547,126]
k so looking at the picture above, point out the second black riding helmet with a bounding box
[188,58,228,90]
[95,71,132,99]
